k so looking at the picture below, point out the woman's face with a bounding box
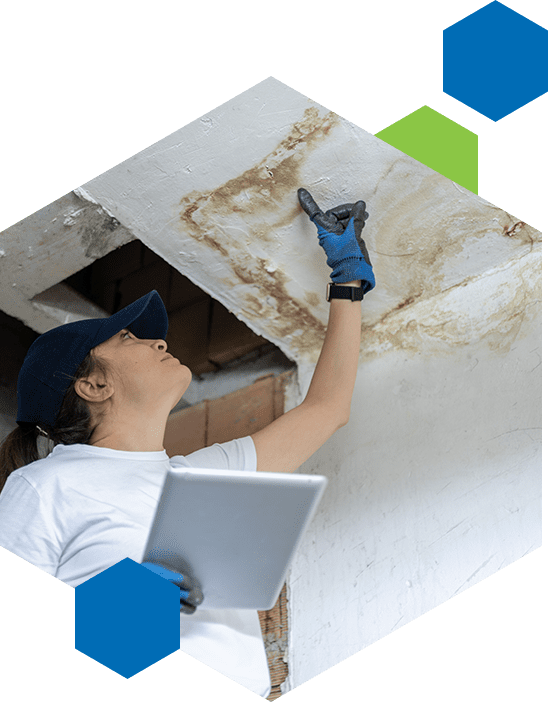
[75,329,192,417]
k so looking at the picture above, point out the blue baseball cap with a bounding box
[16,290,169,429]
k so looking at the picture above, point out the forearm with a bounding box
[303,281,362,423]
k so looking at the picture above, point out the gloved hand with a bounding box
[141,561,203,615]
[298,187,375,294]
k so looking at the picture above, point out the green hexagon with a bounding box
[375,106,478,193]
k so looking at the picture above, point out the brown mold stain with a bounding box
[501,220,538,251]
[176,106,338,359]
[305,291,321,308]
[174,106,541,363]
[369,166,541,317]
[178,107,338,242]
[361,159,542,360]
[359,252,540,361]
[238,261,326,359]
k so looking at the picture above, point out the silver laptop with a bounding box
[142,467,327,610]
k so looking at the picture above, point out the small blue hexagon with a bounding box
[444,1,548,121]
[75,558,180,678]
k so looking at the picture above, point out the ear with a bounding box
[74,372,114,404]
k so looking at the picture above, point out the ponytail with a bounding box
[0,349,111,493]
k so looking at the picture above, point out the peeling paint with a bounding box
[74,185,120,221]
[63,208,88,226]
[65,194,122,259]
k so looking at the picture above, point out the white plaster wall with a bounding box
[72,78,540,689]
[288,317,540,684]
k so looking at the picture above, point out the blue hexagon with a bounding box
[75,558,180,678]
[443,1,548,121]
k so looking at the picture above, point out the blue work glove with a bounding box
[141,561,203,615]
[298,188,375,294]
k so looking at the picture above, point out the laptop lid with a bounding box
[142,467,327,610]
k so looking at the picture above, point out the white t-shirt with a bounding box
[0,436,271,697]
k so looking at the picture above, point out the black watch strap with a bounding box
[326,283,364,302]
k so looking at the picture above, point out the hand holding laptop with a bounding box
[141,561,203,614]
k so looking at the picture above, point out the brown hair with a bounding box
[0,348,111,493]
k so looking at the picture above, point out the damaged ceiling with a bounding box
[0,77,540,369]
[0,76,541,690]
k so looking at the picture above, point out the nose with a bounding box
[152,338,167,352]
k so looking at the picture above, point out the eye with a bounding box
[121,330,131,340]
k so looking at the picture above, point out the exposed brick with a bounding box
[166,300,216,376]
[117,260,171,311]
[164,401,207,458]
[208,299,268,365]
[167,270,209,313]
[90,239,142,286]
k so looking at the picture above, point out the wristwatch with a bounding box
[326,283,364,302]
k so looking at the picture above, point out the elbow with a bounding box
[336,414,350,429]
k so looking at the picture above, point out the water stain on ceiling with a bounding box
[174,103,540,364]
[177,106,340,360]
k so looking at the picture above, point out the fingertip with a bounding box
[352,200,367,223]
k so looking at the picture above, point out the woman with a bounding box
[0,188,375,697]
